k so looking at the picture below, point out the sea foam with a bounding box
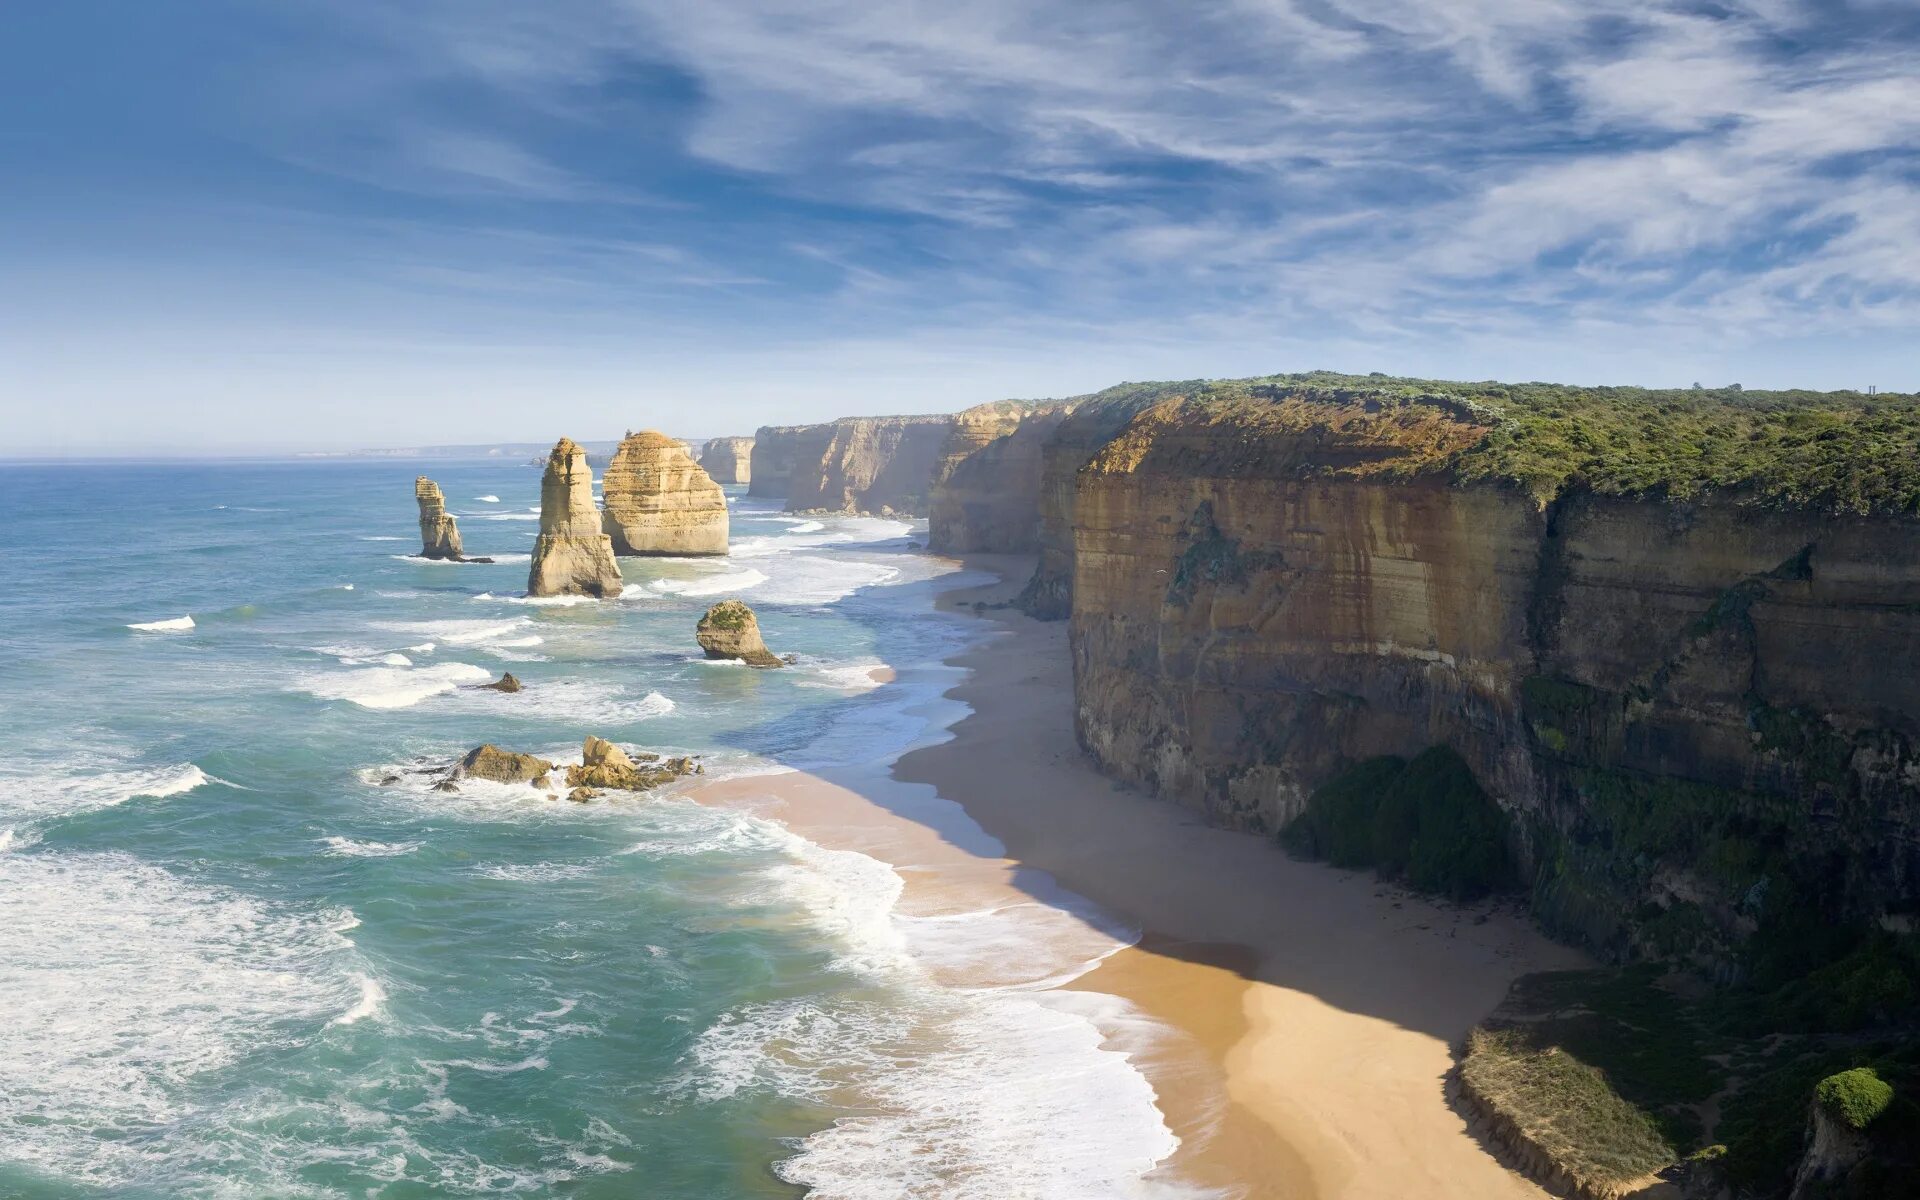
[298,662,494,709]
[0,851,365,1186]
[127,615,194,632]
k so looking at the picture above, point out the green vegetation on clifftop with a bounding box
[1116,370,1920,513]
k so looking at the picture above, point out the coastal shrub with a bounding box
[1816,1068,1894,1130]
[1284,747,1513,901]
[1151,370,1920,514]
[1460,1025,1676,1190]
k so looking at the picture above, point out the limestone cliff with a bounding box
[700,436,754,485]
[1014,381,1206,616]
[527,437,623,598]
[414,477,465,560]
[1054,378,1920,967]
[927,401,1075,554]
[601,431,728,556]
[780,415,953,515]
[748,423,835,499]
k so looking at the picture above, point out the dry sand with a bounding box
[692,555,1588,1199]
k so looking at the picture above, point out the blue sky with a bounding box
[5,1,1918,453]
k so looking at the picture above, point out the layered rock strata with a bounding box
[696,600,783,667]
[414,477,466,560]
[1052,383,1920,967]
[749,416,954,514]
[748,423,834,499]
[928,401,1075,554]
[527,438,623,598]
[700,437,754,485]
[600,430,728,556]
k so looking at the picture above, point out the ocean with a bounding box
[0,459,1187,1199]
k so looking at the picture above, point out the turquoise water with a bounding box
[0,460,1183,1199]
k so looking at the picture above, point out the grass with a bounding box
[1460,1025,1677,1191]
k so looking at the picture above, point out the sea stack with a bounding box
[414,477,464,560]
[527,437,623,598]
[600,431,729,556]
[700,437,754,485]
[696,599,783,667]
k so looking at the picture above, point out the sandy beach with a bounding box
[694,555,1589,1199]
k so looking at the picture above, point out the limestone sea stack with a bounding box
[700,437,754,485]
[414,477,465,560]
[601,431,729,556]
[696,600,783,667]
[527,437,623,598]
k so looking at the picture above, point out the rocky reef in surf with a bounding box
[527,437,623,598]
[700,436,754,485]
[414,476,492,562]
[564,735,700,799]
[443,744,556,792]
[696,600,784,667]
[474,672,521,693]
[600,430,729,557]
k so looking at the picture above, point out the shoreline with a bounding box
[692,553,1588,1197]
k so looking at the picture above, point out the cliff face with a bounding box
[700,437,754,485]
[1059,390,1920,964]
[414,476,464,560]
[927,402,1074,554]
[527,437,623,598]
[785,415,954,515]
[601,431,728,556]
[1017,385,1200,616]
[747,423,834,499]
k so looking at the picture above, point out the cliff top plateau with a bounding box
[1060,371,1920,515]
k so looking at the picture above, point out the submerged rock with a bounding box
[696,600,783,668]
[563,735,699,792]
[449,744,555,786]
[567,787,601,803]
[601,430,729,556]
[527,437,623,598]
[476,672,523,693]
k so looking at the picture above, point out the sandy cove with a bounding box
[692,555,1588,1199]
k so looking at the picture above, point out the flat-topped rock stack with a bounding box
[527,437,623,598]
[601,431,729,556]
[414,477,467,560]
[700,436,754,485]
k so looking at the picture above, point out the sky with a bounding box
[4,0,1918,454]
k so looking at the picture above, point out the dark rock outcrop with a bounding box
[476,672,522,693]
[696,600,783,667]
[601,430,728,556]
[448,744,555,787]
[528,437,623,598]
[700,437,754,485]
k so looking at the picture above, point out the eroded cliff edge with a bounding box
[1053,378,1920,962]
